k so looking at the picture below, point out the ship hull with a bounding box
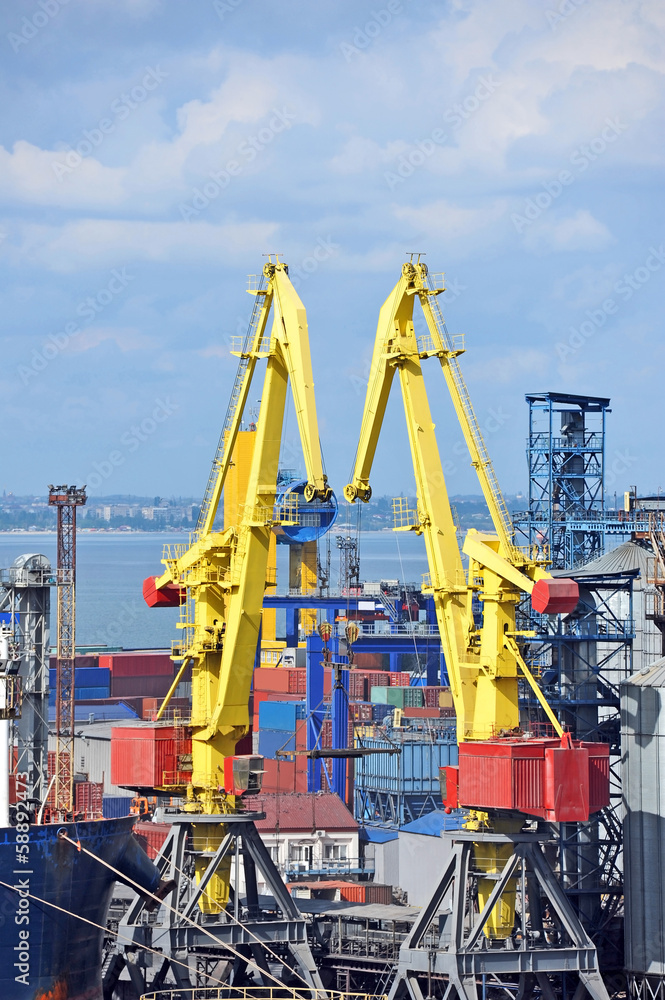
[0,814,159,1000]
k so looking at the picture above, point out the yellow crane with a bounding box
[142,257,330,907]
[344,256,576,745]
[344,257,608,948]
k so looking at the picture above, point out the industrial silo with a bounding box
[621,656,665,997]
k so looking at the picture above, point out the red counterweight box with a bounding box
[111,725,193,789]
[441,735,609,823]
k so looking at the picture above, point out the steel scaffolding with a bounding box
[514,392,611,569]
[48,484,86,817]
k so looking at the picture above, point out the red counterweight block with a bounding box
[451,735,609,823]
[143,576,186,608]
[531,577,579,615]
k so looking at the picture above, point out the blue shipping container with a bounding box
[355,737,458,794]
[49,667,110,687]
[102,795,133,819]
[258,700,306,731]
[75,687,111,701]
[258,729,296,759]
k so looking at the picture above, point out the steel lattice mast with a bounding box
[48,484,86,817]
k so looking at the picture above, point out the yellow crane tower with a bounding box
[344,256,577,746]
[142,257,331,908]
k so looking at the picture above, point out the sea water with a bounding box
[0,530,428,649]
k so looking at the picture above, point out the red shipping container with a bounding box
[111,726,193,788]
[348,673,368,701]
[100,652,175,677]
[423,686,445,708]
[402,707,441,719]
[338,882,392,904]
[111,674,173,698]
[261,757,308,794]
[350,702,373,722]
[367,671,390,689]
[75,781,103,817]
[389,672,410,687]
[134,821,171,860]
[456,738,609,822]
[353,653,383,670]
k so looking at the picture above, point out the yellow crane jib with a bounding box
[135,258,330,821]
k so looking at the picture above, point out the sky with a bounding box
[1,0,664,503]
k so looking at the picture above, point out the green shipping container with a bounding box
[370,686,424,708]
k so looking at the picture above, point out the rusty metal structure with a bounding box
[48,484,87,817]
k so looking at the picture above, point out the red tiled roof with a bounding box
[253,793,359,833]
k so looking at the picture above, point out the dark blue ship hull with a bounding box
[0,815,160,1000]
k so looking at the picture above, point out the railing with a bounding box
[141,990,387,1000]
[284,857,374,877]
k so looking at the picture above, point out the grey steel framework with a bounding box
[0,555,54,806]
[48,484,86,816]
[519,570,634,975]
[621,659,665,1000]
[387,831,610,1000]
[513,392,610,569]
[105,813,324,997]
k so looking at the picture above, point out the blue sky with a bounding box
[1,0,663,502]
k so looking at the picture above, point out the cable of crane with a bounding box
[162,854,314,990]
[0,876,230,989]
[57,833,309,997]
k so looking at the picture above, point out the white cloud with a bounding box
[0,140,126,208]
[12,218,279,272]
[522,209,614,254]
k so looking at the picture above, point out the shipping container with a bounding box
[354,735,458,794]
[352,653,384,670]
[253,666,306,695]
[402,707,441,719]
[372,703,391,723]
[75,686,112,701]
[99,652,175,677]
[134,821,171,860]
[338,882,392,905]
[260,757,308,794]
[258,700,307,731]
[102,795,134,819]
[349,702,373,722]
[348,672,368,701]
[370,686,424,709]
[422,686,444,708]
[49,666,111,688]
[111,674,173,698]
[111,726,193,788]
[389,672,410,687]
[74,780,104,817]
[258,729,296,759]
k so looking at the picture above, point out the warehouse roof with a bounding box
[622,656,665,688]
[564,540,649,579]
[253,792,358,832]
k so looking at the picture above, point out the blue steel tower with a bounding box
[516,392,611,569]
